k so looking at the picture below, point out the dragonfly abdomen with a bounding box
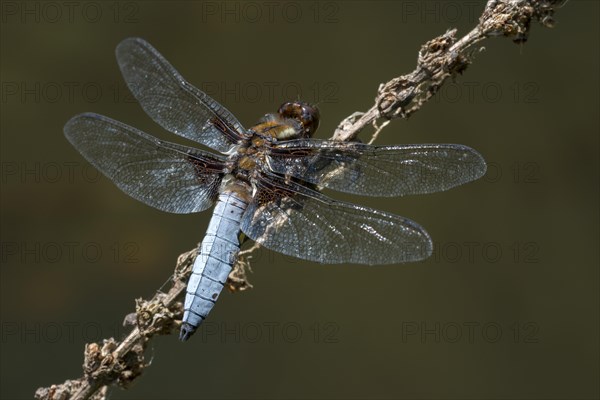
[180,191,248,341]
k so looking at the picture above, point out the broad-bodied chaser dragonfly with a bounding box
[64,38,486,341]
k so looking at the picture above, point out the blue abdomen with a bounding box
[180,191,248,341]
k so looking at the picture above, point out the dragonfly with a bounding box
[64,38,487,341]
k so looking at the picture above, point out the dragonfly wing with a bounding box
[64,113,227,214]
[240,172,432,265]
[268,140,486,197]
[116,37,248,154]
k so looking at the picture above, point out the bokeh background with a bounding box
[1,1,598,399]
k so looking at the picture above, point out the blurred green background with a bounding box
[1,1,598,399]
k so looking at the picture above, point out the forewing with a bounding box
[268,140,486,197]
[116,37,248,153]
[240,172,432,265]
[64,113,227,214]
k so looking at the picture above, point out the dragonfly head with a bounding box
[277,101,320,139]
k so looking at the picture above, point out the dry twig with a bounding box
[334,0,561,142]
[35,1,563,398]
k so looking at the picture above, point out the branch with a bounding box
[332,0,562,142]
[35,1,563,398]
[35,249,196,400]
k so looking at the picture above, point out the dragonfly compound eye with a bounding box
[278,101,320,138]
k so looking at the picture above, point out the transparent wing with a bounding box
[240,172,432,265]
[116,37,249,154]
[64,113,227,214]
[267,140,486,197]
